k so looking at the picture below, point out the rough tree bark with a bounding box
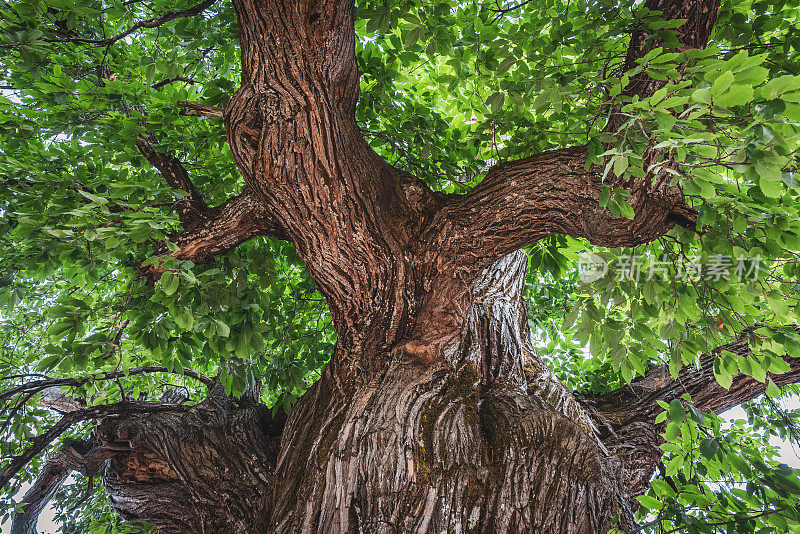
[15,0,800,532]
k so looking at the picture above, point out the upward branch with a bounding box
[426,0,720,277]
[136,134,210,228]
[134,110,288,278]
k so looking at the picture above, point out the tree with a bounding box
[1,0,800,530]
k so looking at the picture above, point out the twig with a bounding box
[176,100,224,118]
[37,0,218,47]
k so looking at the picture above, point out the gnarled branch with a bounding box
[0,402,187,490]
[428,0,721,276]
[434,145,695,267]
[10,437,118,534]
[587,329,800,429]
[148,188,288,273]
[581,328,800,498]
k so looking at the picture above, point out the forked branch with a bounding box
[0,402,187,490]
[146,188,287,277]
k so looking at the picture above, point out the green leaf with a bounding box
[754,124,774,144]
[711,70,734,97]
[637,495,662,510]
[761,99,786,119]
[750,358,766,383]
[687,405,704,425]
[715,84,753,107]
[668,399,685,423]
[77,190,108,205]
[175,308,194,330]
[613,155,629,177]
[759,174,784,198]
[692,88,712,104]
[616,198,635,219]
[160,271,179,296]
[699,437,720,459]
[762,75,800,98]
[404,26,422,48]
[214,319,231,337]
[714,357,733,389]
[486,92,504,114]
[598,185,611,207]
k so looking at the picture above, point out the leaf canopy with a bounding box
[2,0,800,530]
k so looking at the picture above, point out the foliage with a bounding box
[634,393,800,532]
[1,0,800,531]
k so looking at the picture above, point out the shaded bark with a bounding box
[98,389,282,532]
[163,189,289,262]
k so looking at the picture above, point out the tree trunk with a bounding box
[18,255,800,533]
[92,252,634,534]
[92,0,720,530]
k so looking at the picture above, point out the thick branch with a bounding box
[10,438,115,534]
[587,331,800,430]
[11,450,73,534]
[580,329,800,498]
[158,189,287,265]
[434,145,694,266]
[136,134,209,228]
[37,387,86,412]
[404,147,695,364]
[426,0,719,275]
[0,402,186,490]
